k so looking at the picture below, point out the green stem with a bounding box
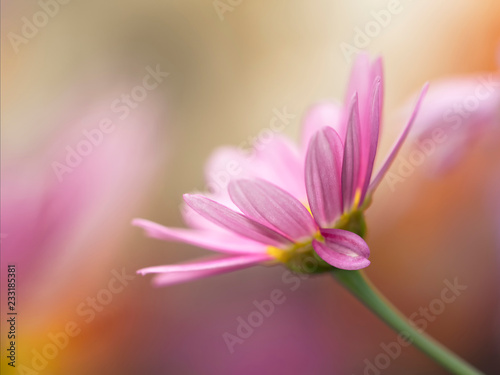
[331,269,484,375]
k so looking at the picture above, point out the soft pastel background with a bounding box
[1,1,500,374]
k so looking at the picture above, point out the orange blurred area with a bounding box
[1,1,500,374]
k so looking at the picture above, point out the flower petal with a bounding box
[344,53,373,128]
[305,127,344,227]
[343,55,384,175]
[138,253,271,275]
[301,101,344,150]
[154,269,222,286]
[228,179,317,241]
[369,83,429,193]
[408,75,500,174]
[203,137,306,202]
[342,93,362,210]
[312,229,370,270]
[132,218,267,254]
[140,254,272,287]
[204,146,249,196]
[181,203,232,232]
[184,194,293,247]
[370,57,384,119]
[359,78,382,203]
[252,135,306,201]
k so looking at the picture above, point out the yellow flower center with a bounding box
[266,246,292,263]
[265,195,368,271]
[266,233,321,264]
[353,188,362,210]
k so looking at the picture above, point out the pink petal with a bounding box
[312,229,370,270]
[344,53,373,128]
[204,146,249,197]
[252,135,306,201]
[343,55,384,178]
[132,218,267,254]
[201,147,252,214]
[341,94,362,210]
[359,78,382,203]
[184,194,293,247]
[369,83,429,192]
[407,75,500,173]
[370,57,384,119]
[203,137,306,202]
[203,146,250,213]
[138,253,271,275]
[301,101,344,150]
[153,269,224,286]
[305,127,344,227]
[228,179,317,241]
[182,203,233,232]
[184,137,306,231]
[141,254,272,287]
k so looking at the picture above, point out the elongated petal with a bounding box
[302,101,344,150]
[142,254,272,287]
[184,194,293,247]
[360,78,382,203]
[305,127,344,227]
[342,94,362,210]
[154,269,223,286]
[371,57,384,119]
[343,55,384,180]
[369,83,429,192]
[202,147,248,212]
[138,253,271,275]
[204,147,248,190]
[182,203,232,232]
[132,218,267,254]
[344,53,372,127]
[228,179,317,241]
[252,136,306,201]
[312,229,370,270]
[186,141,305,231]
[408,75,500,174]
[204,137,306,202]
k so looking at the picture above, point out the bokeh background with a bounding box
[2,1,500,374]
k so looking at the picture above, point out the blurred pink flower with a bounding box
[134,54,427,287]
[1,89,164,315]
[408,55,500,174]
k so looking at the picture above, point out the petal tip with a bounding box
[131,218,145,227]
[312,229,370,270]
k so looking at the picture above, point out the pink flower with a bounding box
[407,53,500,174]
[1,90,163,316]
[134,54,427,286]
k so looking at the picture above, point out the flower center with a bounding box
[266,204,368,274]
[266,232,321,262]
[352,188,362,210]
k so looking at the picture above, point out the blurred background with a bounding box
[1,1,500,374]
